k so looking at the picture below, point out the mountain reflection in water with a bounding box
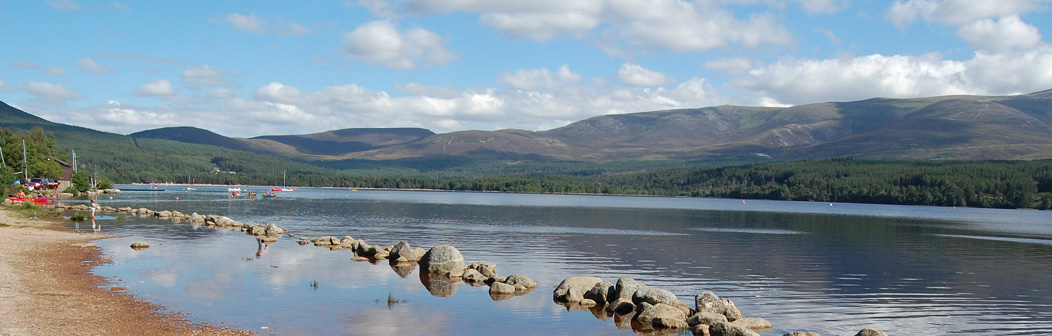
[78,186,1052,335]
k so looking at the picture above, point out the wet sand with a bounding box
[0,205,251,335]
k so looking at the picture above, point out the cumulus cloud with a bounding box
[615,63,676,87]
[734,46,1052,105]
[78,58,117,74]
[277,22,310,37]
[23,81,83,105]
[47,0,82,11]
[704,57,756,74]
[227,13,266,34]
[353,0,793,55]
[341,20,458,69]
[10,61,40,70]
[957,15,1042,52]
[886,0,1046,28]
[496,65,582,90]
[135,79,176,96]
[181,65,229,86]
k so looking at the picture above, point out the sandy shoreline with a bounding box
[0,205,251,336]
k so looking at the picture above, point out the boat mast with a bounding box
[22,139,28,182]
[0,140,6,168]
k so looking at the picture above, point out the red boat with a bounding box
[7,197,51,205]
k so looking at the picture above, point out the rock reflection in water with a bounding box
[419,271,462,297]
[388,261,416,278]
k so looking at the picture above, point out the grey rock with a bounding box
[731,317,772,330]
[504,274,537,289]
[783,332,822,336]
[687,311,728,327]
[553,276,603,303]
[468,261,497,277]
[632,286,681,307]
[613,277,645,302]
[583,280,615,304]
[636,302,689,329]
[489,281,516,294]
[854,328,888,336]
[389,241,415,261]
[420,245,465,275]
[709,322,760,336]
[462,268,488,283]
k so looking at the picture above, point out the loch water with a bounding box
[73,185,1052,335]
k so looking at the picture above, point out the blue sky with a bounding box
[2,0,1051,138]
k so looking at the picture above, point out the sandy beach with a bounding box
[0,204,250,336]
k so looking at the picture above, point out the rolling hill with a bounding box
[4,89,1052,176]
[128,90,1052,161]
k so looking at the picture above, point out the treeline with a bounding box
[604,159,1052,210]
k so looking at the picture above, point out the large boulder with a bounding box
[635,302,689,329]
[709,322,760,336]
[553,276,603,303]
[420,245,465,276]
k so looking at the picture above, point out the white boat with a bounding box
[227,187,241,192]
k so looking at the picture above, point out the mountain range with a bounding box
[4,89,1052,167]
[129,89,1052,161]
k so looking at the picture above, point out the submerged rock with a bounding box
[130,241,150,250]
[854,328,888,336]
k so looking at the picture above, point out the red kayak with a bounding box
[6,197,51,205]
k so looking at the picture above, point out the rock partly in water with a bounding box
[420,245,465,277]
[504,274,537,290]
[468,261,497,278]
[130,241,150,250]
[583,280,615,304]
[731,317,772,331]
[783,332,822,336]
[489,281,516,295]
[553,276,603,303]
[854,328,888,336]
[709,322,761,336]
[635,302,689,330]
[388,240,416,261]
[687,311,729,327]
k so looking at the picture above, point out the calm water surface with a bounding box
[71,186,1052,335]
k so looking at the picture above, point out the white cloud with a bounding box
[886,0,1047,28]
[814,27,841,45]
[341,20,458,70]
[45,67,67,76]
[135,79,176,96]
[734,47,1052,105]
[112,2,129,10]
[208,87,239,99]
[23,81,84,105]
[479,12,599,41]
[0,79,6,90]
[10,61,40,70]
[78,58,117,74]
[47,0,82,11]
[277,22,310,37]
[496,65,582,90]
[181,65,228,86]
[615,63,676,87]
[227,13,266,34]
[957,15,1042,52]
[704,57,756,74]
[354,0,794,55]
